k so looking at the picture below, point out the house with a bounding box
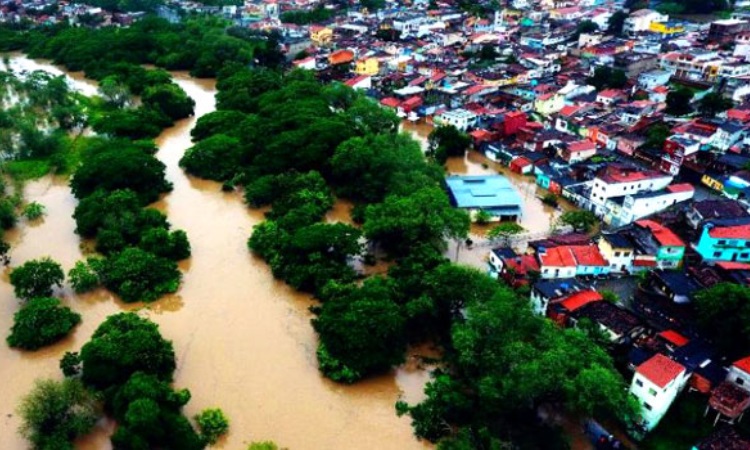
[603,184,695,228]
[354,57,379,76]
[292,56,316,70]
[534,92,565,116]
[445,175,523,221]
[596,89,626,106]
[693,427,750,450]
[530,279,588,316]
[329,49,355,66]
[538,246,578,279]
[624,9,669,35]
[707,382,750,425]
[570,300,645,344]
[648,270,702,304]
[309,25,333,45]
[558,140,597,163]
[686,199,750,230]
[598,233,636,273]
[488,247,540,287]
[695,217,750,263]
[344,75,371,90]
[629,353,689,432]
[436,109,478,131]
[728,356,750,389]
[633,220,686,269]
[548,290,603,327]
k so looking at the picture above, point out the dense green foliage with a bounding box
[80,313,176,390]
[68,260,102,294]
[280,6,336,24]
[698,92,733,117]
[22,202,45,220]
[559,210,598,232]
[98,247,181,303]
[7,297,81,350]
[694,283,750,358]
[18,378,99,450]
[428,125,471,164]
[587,66,628,91]
[10,257,65,301]
[194,408,230,444]
[666,87,694,117]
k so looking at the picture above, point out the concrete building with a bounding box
[695,217,750,263]
[436,108,478,131]
[445,175,523,221]
[630,354,689,432]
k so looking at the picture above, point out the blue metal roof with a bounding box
[445,175,523,212]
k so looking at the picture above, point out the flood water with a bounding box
[0,55,431,450]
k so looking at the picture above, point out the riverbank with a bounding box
[0,54,431,450]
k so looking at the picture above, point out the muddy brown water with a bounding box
[0,55,431,450]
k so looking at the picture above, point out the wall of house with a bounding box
[728,367,750,390]
[598,239,634,273]
[696,227,750,262]
[656,246,685,268]
[629,370,688,431]
[540,265,577,279]
[530,289,548,315]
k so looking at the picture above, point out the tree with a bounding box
[474,210,493,225]
[195,408,230,445]
[478,43,498,61]
[179,134,243,181]
[607,11,628,36]
[645,123,671,149]
[98,75,132,108]
[60,352,82,378]
[68,260,101,294]
[314,278,407,383]
[23,202,45,220]
[80,312,176,390]
[587,67,628,91]
[18,378,100,450]
[7,297,81,350]
[10,257,65,301]
[98,247,181,303]
[364,187,470,256]
[70,146,172,204]
[665,88,694,117]
[487,222,525,245]
[141,83,195,121]
[138,228,191,261]
[428,125,471,164]
[559,210,598,232]
[248,442,281,450]
[573,20,599,40]
[694,283,750,357]
[190,110,248,142]
[698,92,733,117]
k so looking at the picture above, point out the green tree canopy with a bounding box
[10,257,65,301]
[179,134,243,181]
[18,378,100,450]
[559,210,598,232]
[665,88,694,117]
[428,125,471,164]
[8,297,81,350]
[587,66,628,91]
[364,187,470,256]
[314,278,407,383]
[98,247,181,303]
[70,145,172,204]
[698,92,733,117]
[80,313,176,390]
[694,283,750,357]
[141,83,195,121]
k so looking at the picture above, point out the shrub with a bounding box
[68,260,101,294]
[10,257,65,301]
[23,202,46,220]
[7,297,81,350]
[195,408,230,445]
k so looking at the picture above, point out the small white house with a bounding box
[436,109,478,131]
[630,354,689,432]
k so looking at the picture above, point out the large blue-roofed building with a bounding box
[445,175,523,221]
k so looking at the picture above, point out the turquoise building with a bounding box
[695,218,750,262]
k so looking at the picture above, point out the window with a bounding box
[614,251,621,257]
[643,402,652,411]
[648,388,658,396]
[624,252,631,257]
[738,378,745,386]
[714,251,722,258]
[742,253,749,259]
[636,379,643,387]
[718,240,727,245]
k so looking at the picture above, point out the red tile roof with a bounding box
[380,97,401,108]
[504,254,540,274]
[659,330,689,347]
[708,224,750,240]
[570,245,608,266]
[734,356,750,374]
[560,290,602,312]
[559,105,580,117]
[345,75,370,87]
[635,220,685,247]
[539,246,577,267]
[667,183,694,193]
[568,140,597,153]
[716,262,750,270]
[633,258,657,267]
[637,354,685,388]
[598,89,623,98]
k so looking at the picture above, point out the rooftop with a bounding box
[635,220,685,247]
[636,353,685,388]
[445,175,523,212]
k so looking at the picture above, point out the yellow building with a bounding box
[534,93,564,116]
[355,58,379,76]
[310,25,333,45]
[649,21,684,36]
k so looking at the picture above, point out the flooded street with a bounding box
[0,55,431,450]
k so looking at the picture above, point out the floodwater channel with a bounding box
[0,55,432,450]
